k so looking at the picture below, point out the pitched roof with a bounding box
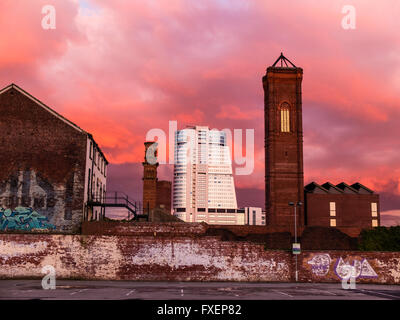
[0,83,86,133]
[321,182,344,194]
[304,182,329,194]
[0,83,108,164]
[271,52,297,68]
[350,182,374,194]
[335,182,358,194]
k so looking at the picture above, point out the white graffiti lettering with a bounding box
[307,254,332,276]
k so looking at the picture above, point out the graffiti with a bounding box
[0,170,55,211]
[335,257,378,280]
[307,254,332,276]
[307,254,379,280]
[0,207,56,231]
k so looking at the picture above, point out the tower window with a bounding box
[280,103,290,132]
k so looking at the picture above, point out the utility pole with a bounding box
[289,201,302,282]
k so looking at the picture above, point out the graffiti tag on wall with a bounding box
[307,254,332,276]
[0,207,56,231]
[307,254,378,279]
[335,257,378,279]
[0,170,55,212]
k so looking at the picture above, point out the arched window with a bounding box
[280,103,290,132]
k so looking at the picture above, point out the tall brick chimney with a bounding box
[142,141,158,214]
[263,53,304,233]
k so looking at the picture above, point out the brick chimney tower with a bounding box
[142,141,158,214]
[263,53,304,233]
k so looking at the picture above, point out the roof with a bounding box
[321,182,344,194]
[305,182,375,194]
[336,182,358,194]
[0,83,108,164]
[304,182,329,194]
[350,183,374,194]
[271,52,297,68]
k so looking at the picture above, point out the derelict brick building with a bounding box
[263,54,380,235]
[0,84,108,233]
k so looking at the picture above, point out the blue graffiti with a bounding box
[0,207,56,231]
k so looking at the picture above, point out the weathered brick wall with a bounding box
[0,86,87,233]
[82,221,208,236]
[300,251,400,284]
[0,234,399,283]
[82,221,294,237]
[0,234,290,282]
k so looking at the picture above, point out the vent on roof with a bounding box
[271,52,297,68]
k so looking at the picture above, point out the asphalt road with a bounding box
[0,280,399,300]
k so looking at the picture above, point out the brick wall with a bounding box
[82,221,300,237]
[299,251,400,284]
[305,193,380,230]
[0,234,399,283]
[0,85,87,233]
[0,234,291,282]
[82,221,208,237]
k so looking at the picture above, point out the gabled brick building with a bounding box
[0,84,108,233]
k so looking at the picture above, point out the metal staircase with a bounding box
[87,191,148,221]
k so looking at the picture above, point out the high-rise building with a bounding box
[263,53,304,232]
[173,126,238,224]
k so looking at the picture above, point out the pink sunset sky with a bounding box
[1,0,399,224]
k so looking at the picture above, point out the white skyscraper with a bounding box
[173,126,238,224]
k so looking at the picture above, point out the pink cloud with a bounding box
[0,0,399,211]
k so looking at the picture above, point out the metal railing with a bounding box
[87,191,146,220]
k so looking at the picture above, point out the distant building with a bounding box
[156,180,172,212]
[173,126,238,224]
[304,182,380,228]
[142,142,171,214]
[0,84,108,233]
[245,207,266,225]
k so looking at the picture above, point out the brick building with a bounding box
[142,142,171,214]
[263,54,380,235]
[0,84,108,233]
[156,180,172,212]
[304,182,380,228]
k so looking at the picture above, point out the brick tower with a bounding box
[263,53,304,232]
[142,141,158,214]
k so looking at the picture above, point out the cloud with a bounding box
[0,0,399,211]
